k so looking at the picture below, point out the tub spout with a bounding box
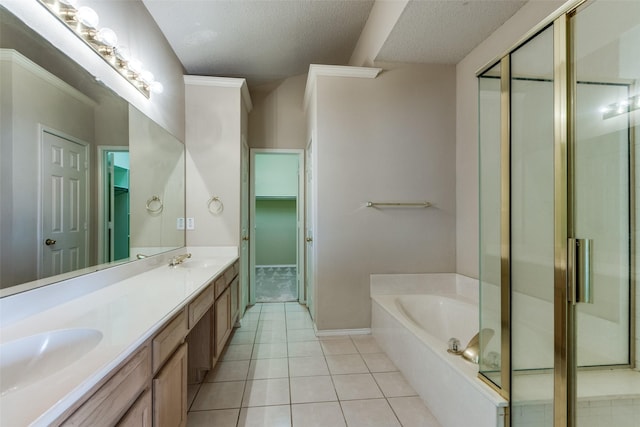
[461,328,494,364]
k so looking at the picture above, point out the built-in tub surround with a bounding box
[372,273,640,427]
[371,273,507,427]
[0,247,237,426]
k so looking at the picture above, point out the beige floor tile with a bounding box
[285,312,311,322]
[291,402,346,427]
[351,335,383,354]
[255,327,288,344]
[320,339,358,355]
[288,341,323,357]
[289,356,330,377]
[285,303,308,312]
[260,303,286,312]
[221,344,254,361]
[258,319,287,331]
[286,329,318,342]
[317,334,350,341]
[252,342,288,359]
[325,354,369,375]
[247,357,289,380]
[206,360,250,382]
[286,318,314,330]
[290,376,338,404]
[238,318,259,331]
[373,372,417,397]
[242,378,290,407]
[230,330,256,345]
[237,405,291,427]
[361,353,397,373]
[341,399,402,427]
[332,373,383,400]
[244,304,262,314]
[242,312,262,321]
[388,396,442,427]
[187,409,239,427]
[260,311,287,321]
[191,381,245,410]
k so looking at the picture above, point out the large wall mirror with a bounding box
[0,6,185,297]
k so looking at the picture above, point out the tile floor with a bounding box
[187,302,442,427]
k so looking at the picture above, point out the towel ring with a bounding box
[146,195,163,213]
[207,196,224,214]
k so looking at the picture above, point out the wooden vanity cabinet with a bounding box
[117,389,151,427]
[214,286,231,358]
[60,345,151,427]
[153,343,188,427]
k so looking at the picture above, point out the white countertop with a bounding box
[0,247,238,426]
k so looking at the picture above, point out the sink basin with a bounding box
[178,259,219,269]
[0,328,103,396]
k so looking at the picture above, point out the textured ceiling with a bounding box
[143,0,529,88]
[377,0,528,64]
[142,0,375,86]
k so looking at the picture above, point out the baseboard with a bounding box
[314,327,372,337]
[256,264,296,268]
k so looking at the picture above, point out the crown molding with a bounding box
[183,75,253,112]
[0,49,97,108]
[303,64,382,110]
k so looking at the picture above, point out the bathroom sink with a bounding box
[178,259,219,269]
[0,328,103,396]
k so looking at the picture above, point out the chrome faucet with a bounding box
[169,253,191,267]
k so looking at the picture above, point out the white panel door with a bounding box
[305,140,315,319]
[41,130,88,278]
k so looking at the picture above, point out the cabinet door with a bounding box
[117,389,151,427]
[153,343,187,427]
[230,277,239,324]
[214,288,231,357]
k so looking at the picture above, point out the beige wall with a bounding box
[313,64,457,330]
[455,0,565,278]
[0,53,95,288]
[249,75,307,149]
[185,80,245,247]
[2,0,185,141]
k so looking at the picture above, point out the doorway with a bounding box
[249,149,304,304]
[98,146,130,263]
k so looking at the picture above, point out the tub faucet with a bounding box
[169,253,191,267]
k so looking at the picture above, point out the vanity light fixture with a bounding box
[601,94,639,120]
[37,0,163,98]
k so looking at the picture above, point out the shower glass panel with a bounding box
[478,62,503,389]
[572,1,637,423]
[510,25,555,425]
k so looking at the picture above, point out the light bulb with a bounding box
[140,70,155,84]
[96,28,118,48]
[128,59,143,74]
[150,81,164,94]
[115,45,130,62]
[76,6,99,28]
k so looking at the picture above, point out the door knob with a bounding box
[306,237,313,242]
[242,236,249,241]
[45,238,57,246]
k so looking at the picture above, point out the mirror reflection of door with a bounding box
[99,147,130,263]
[40,129,89,278]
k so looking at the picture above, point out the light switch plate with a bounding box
[186,217,195,230]
[177,217,185,230]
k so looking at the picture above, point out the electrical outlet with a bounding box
[186,217,195,230]
[177,217,185,230]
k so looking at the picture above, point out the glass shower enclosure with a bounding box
[478,1,639,426]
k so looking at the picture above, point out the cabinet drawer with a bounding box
[152,310,187,372]
[214,275,227,299]
[62,346,151,426]
[223,266,235,284]
[188,285,214,329]
[232,259,240,278]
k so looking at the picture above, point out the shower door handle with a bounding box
[568,238,593,304]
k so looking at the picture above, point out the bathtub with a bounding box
[371,273,507,427]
